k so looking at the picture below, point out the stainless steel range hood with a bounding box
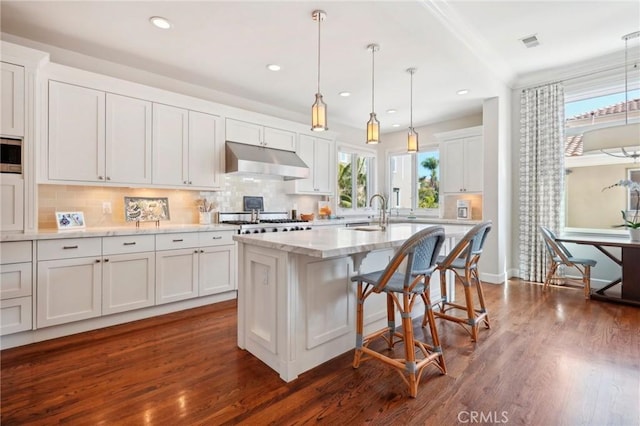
[225,141,309,180]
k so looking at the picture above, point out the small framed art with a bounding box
[56,211,86,230]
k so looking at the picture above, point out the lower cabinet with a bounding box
[155,248,199,305]
[37,256,102,328]
[155,231,236,305]
[102,251,155,315]
[0,241,33,335]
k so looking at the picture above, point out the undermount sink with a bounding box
[350,225,385,232]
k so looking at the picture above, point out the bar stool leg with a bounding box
[583,265,591,299]
[400,292,418,398]
[354,281,365,368]
[473,268,490,330]
[423,290,446,375]
[462,268,478,342]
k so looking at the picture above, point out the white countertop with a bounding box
[1,223,239,242]
[233,222,469,258]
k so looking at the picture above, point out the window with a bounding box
[564,87,640,231]
[388,148,440,213]
[337,145,375,211]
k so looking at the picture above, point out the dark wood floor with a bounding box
[2,279,639,425]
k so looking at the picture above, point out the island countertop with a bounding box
[233,223,469,259]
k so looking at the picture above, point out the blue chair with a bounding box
[539,226,596,299]
[350,226,446,398]
[429,221,492,342]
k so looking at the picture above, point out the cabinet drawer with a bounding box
[103,235,155,255]
[199,231,234,247]
[1,296,32,335]
[155,233,199,250]
[38,238,102,260]
[1,241,32,264]
[0,262,32,299]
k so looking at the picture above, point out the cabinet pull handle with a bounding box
[63,245,79,249]
[123,242,137,246]
[172,239,184,242]
[212,236,222,240]
[95,259,101,263]
[104,258,109,262]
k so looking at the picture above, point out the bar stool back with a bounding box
[429,221,492,342]
[350,226,446,398]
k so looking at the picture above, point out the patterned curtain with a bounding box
[519,83,565,282]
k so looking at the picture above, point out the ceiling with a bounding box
[1,1,639,134]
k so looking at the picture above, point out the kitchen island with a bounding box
[233,223,469,381]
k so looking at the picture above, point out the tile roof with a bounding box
[565,98,639,156]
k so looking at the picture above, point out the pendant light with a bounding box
[407,68,418,153]
[311,10,328,132]
[582,31,640,160]
[366,43,380,144]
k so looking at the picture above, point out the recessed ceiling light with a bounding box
[392,123,400,128]
[266,64,281,71]
[339,91,351,97]
[149,16,172,29]
[457,89,469,95]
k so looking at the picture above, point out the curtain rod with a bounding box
[521,61,638,93]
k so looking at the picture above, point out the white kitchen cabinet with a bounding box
[152,104,221,188]
[105,93,152,184]
[48,81,105,182]
[198,230,236,296]
[439,128,483,194]
[225,118,296,152]
[188,110,221,188]
[155,231,236,304]
[36,238,102,328]
[0,241,32,335]
[48,82,152,184]
[287,134,333,195]
[155,247,199,305]
[0,174,24,232]
[102,235,155,315]
[37,256,102,328]
[1,62,25,137]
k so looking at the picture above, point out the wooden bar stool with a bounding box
[351,226,446,398]
[427,221,492,342]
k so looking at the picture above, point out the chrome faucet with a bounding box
[369,193,388,230]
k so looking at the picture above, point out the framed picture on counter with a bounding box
[55,211,86,230]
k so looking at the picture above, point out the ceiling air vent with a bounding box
[520,34,539,48]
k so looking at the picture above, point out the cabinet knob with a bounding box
[200,250,204,253]
[183,181,187,184]
[98,176,104,180]
[95,259,101,263]
[194,250,199,254]
[188,181,192,185]
[106,176,111,181]
[104,258,109,262]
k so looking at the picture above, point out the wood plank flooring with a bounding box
[2,279,639,425]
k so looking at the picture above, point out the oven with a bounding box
[0,137,23,174]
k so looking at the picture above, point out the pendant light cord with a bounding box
[624,34,629,124]
[317,15,321,94]
[410,70,413,129]
[371,47,375,112]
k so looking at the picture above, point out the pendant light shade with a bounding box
[582,31,640,159]
[366,44,380,144]
[311,10,328,132]
[407,68,418,153]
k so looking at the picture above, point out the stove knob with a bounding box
[260,229,266,233]
[306,227,312,230]
[282,228,288,232]
[253,230,260,234]
[272,228,278,232]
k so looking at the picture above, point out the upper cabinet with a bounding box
[226,118,296,152]
[45,75,222,190]
[287,134,333,195]
[1,62,25,138]
[438,126,483,194]
[152,104,221,189]
[48,81,152,185]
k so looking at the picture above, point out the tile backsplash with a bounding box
[38,175,320,229]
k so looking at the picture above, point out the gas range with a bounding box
[219,211,313,235]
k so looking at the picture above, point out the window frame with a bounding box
[336,142,377,214]
[386,142,441,217]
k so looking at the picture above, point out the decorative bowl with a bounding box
[300,213,315,222]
